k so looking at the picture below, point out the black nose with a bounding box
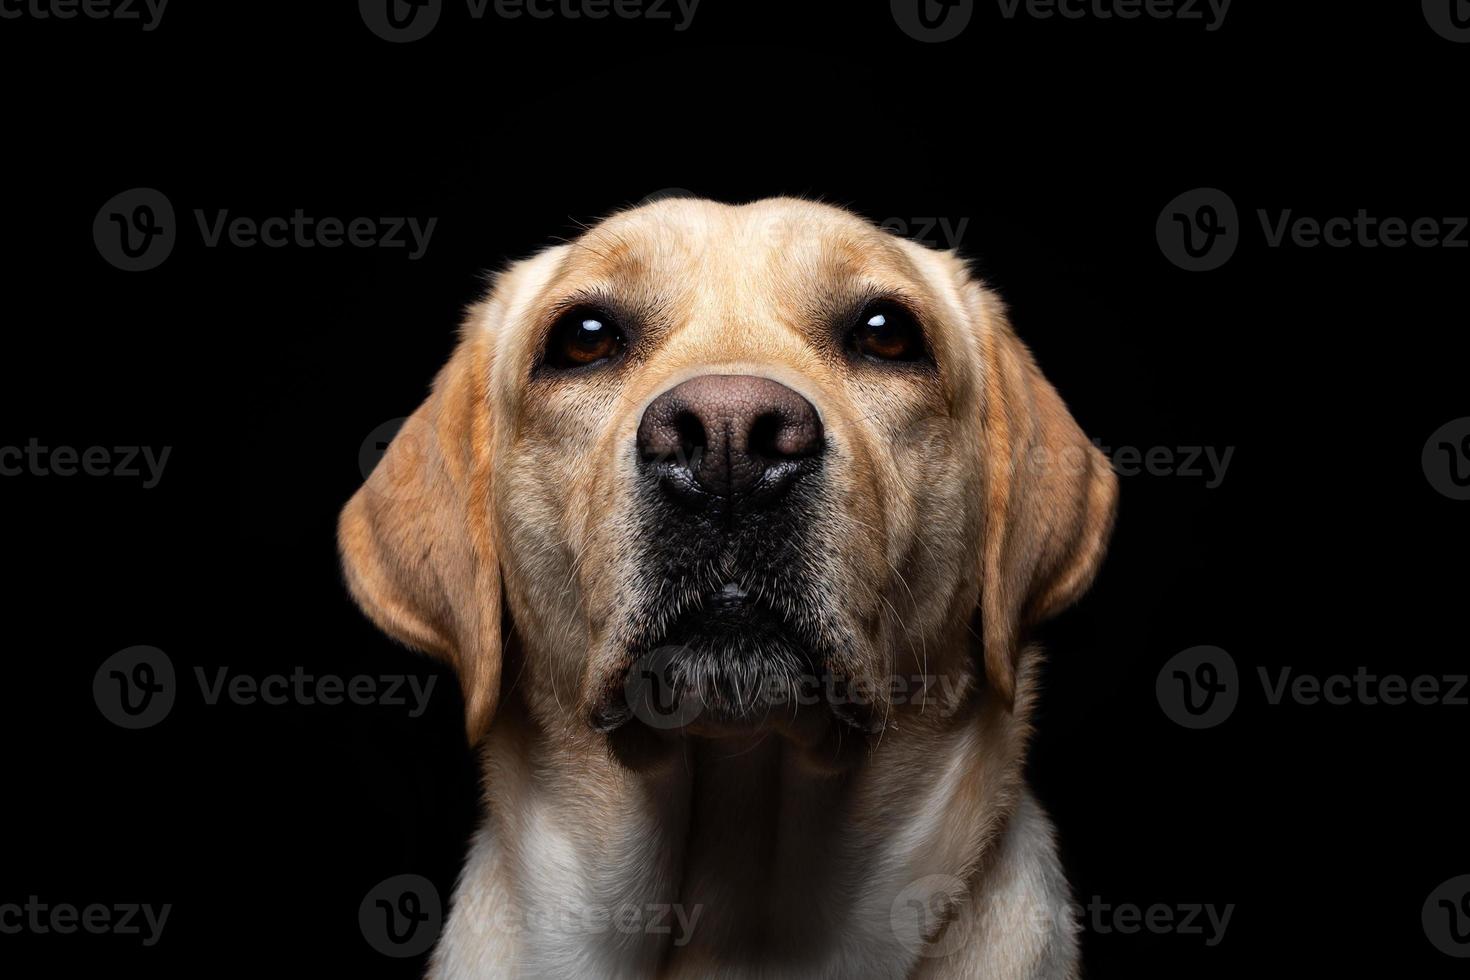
[637,374,824,503]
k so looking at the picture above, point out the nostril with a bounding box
[639,406,708,468]
[747,412,784,460]
[673,410,706,465]
[748,408,822,460]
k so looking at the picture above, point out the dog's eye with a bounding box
[544,308,624,369]
[850,302,925,362]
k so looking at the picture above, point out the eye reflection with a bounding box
[545,308,624,369]
[851,302,924,362]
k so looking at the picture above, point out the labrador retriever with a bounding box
[339,197,1117,978]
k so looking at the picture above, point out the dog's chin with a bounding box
[590,588,882,768]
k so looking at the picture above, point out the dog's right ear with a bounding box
[959,276,1119,709]
[337,319,503,745]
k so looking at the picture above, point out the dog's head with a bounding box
[339,198,1116,760]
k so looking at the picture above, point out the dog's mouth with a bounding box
[589,580,881,746]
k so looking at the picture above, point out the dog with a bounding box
[338,197,1118,978]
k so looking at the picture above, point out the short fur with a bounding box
[339,198,1118,978]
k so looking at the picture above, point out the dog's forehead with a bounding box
[560,198,927,298]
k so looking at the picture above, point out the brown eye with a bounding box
[850,302,925,362]
[545,308,624,369]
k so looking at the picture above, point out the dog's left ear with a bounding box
[967,284,1119,707]
[337,321,503,744]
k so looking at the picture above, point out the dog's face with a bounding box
[339,198,1116,760]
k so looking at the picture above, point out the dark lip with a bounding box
[648,584,806,654]
[643,457,820,514]
[590,587,884,741]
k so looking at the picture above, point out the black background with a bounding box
[1,0,1466,975]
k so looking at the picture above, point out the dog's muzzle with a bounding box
[590,374,870,747]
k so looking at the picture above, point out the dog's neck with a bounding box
[432,678,1048,979]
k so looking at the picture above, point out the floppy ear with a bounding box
[971,287,1118,706]
[337,323,502,744]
